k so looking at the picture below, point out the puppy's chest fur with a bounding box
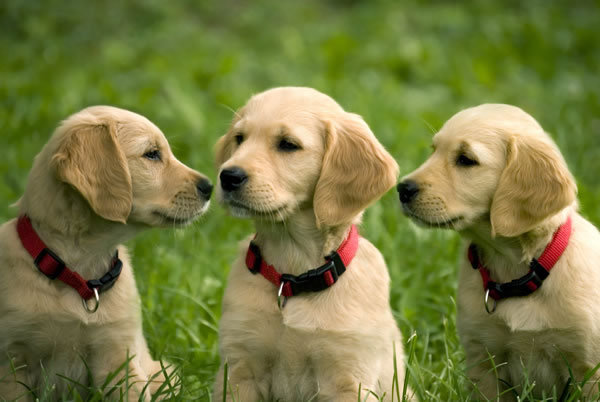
[220,239,399,400]
[458,280,590,394]
[0,220,140,393]
[475,320,585,392]
[458,217,600,393]
[222,306,393,401]
[2,316,93,387]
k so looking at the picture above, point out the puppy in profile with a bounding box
[0,106,213,400]
[214,87,406,401]
[398,104,600,399]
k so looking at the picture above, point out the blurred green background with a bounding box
[1,0,599,399]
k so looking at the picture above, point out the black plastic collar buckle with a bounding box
[529,258,550,281]
[248,241,262,274]
[468,244,480,270]
[489,259,550,299]
[86,254,123,293]
[34,247,66,279]
[281,251,347,296]
[325,250,346,281]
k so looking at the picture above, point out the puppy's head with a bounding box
[215,87,398,227]
[22,106,212,228]
[398,104,576,237]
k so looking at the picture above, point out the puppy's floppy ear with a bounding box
[214,134,235,169]
[214,111,243,168]
[490,134,577,237]
[314,113,399,227]
[52,122,132,223]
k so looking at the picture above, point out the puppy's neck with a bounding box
[461,207,573,281]
[19,183,139,278]
[253,209,353,276]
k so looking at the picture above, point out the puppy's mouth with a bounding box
[152,203,208,226]
[224,199,288,219]
[402,206,463,229]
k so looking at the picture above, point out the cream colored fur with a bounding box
[0,106,211,400]
[400,103,600,399]
[213,87,406,401]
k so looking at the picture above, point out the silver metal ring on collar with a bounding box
[484,289,497,314]
[82,287,100,313]
[277,282,287,310]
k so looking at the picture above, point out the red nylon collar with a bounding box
[468,216,572,301]
[16,215,122,301]
[245,224,360,298]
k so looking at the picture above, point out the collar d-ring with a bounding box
[277,282,287,310]
[82,287,100,313]
[484,289,497,314]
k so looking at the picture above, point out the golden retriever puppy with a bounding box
[0,106,212,400]
[398,103,600,400]
[213,87,406,401]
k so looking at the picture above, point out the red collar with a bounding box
[245,225,360,300]
[468,216,572,311]
[16,215,122,309]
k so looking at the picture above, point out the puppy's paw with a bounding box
[146,360,180,400]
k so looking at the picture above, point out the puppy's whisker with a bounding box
[218,103,242,121]
[169,206,179,230]
[440,212,450,229]
[278,210,287,230]
[177,206,185,228]
[421,118,438,135]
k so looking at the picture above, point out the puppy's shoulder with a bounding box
[338,235,392,306]
[0,218,22,255]
[221,235,277,309]
[572,212,600,241]
[0,218,33,279]
[562,212,600,277]
[229,234,253,272]
[0,219,23,302]
[354,236,390,276]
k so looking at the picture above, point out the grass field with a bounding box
[1,0,600,400]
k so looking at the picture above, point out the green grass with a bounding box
[1,0,599,400]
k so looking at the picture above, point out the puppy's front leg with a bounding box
[324,390,364,402]
[139,359,178,400]
[463,342,511,401]
[314,366,373,402]
[213,361,263,402]
[89,335,150,401]
[0,362,32,402]
[132,329,179,399]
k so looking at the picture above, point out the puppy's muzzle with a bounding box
[397,179,419,204]
[220,167,248,192]
[196,178,213,200]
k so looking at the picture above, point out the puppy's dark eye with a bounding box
[235,133,244,145]
[278,139,300,152]
[143,149,161,161]
[456,154,478,167]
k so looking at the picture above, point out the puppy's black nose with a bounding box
[220,167,248,192]
[397,180,419,204]
[196,178,213,200]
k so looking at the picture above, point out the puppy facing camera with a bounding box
[213,87,410,400]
